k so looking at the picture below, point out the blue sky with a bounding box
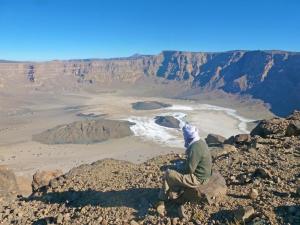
[0,0,299,61]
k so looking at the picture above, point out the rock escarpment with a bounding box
[1,50,299,116]
[32,119,134,144]
[1,112,299,224]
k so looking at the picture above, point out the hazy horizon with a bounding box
[2,48,300,62]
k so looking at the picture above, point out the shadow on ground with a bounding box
[26,188,160,218]
[274,205,300,225]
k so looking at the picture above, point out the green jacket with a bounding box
[186,140,212,181]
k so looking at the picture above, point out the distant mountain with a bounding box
[0,50,299,116]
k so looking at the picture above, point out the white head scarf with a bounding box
[182,123,200,148]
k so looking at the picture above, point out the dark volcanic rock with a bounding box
[155,116,180,128]
[132,101,171,110]
[32,119,134,144]
[205,134,226,147]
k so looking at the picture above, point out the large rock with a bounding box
[205,134,226,147]
[32,119,134,144]
[234,134,251,144]
[286,121,300,136]
[132,101,171,110]
[155,116,180,128]
[0,165,19,199]
[32,169,63,192]
[176,170,227,204]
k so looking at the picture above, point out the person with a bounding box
[158,123,212,204]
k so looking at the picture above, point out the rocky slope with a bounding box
[1,50,300,116]
[1,112,299,225]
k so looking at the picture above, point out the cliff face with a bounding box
[0,50,299,116]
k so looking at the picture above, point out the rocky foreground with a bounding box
[1,113,300,225]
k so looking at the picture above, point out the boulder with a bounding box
[32,169,63,192]
[132,101,172,110]
[177,170,227,204]
[234,134,251,144]
[286,121,300,136]
[205,134,226,147]
[155,116,180,128]
[0,165,19,199]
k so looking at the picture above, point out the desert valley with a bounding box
[0,50,299,224]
